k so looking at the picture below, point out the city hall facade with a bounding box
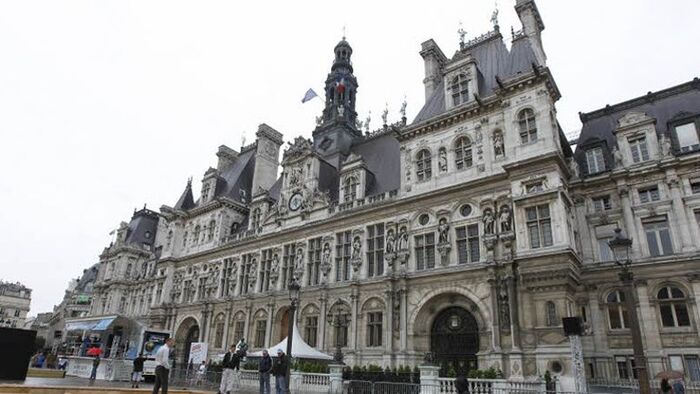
[86,0,700,382]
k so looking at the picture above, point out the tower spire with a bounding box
[319,36,359,129]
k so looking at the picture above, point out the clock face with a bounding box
[288,193,303,211]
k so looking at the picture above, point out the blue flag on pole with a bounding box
[301,88,318,103]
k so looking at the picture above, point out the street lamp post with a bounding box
[326,302,349,364]
[286,279,300,393]
[608,228,651,394]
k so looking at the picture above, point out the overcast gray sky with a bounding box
[1,1,698,316]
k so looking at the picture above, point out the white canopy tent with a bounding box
[248,323,332,360]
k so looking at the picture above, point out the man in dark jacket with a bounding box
[454,373,470,394]
[272,349,289,394]
[258,350,272,394]
[219,345,241,394]
[132,353,146,388]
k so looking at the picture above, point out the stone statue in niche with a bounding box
[612,147,623,168]
[569,158,579,178]
[397,226,409,251]
[498,205,512,232]
[293,248,304,280]
[483,208,495,235]
[338,105,345,117]
[351,237,362,260]
[498,279,510,327]
[438,148,448,173]
[385,228,396,255]
[493,131,504,157]
[438,218,450,244]
[661,135,673,157]
[248,262,258,290]
[404,150,412,183]
[320,243,332,277]
[270,254,280,282]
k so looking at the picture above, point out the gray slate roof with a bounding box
[350,133,400,196]
[124,209,159,248]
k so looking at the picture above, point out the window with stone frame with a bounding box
[616,356,638,379]
[155,282,163,304]
[193,225,201,245]
[416,149,432,181]
[628,136,650,163]
[606,290,629,330]
[592,195,612,212]
[450,74,469,106]
[545,301,558,327]
[307,238,322,286]
[335,231,352,282]
[366,223,385,278]
[260,249,274,292]
[595,225,616,262]
[239,254,256,295]
[213,315,225,348]
[202,182,211,202]
[456,224,480,264]
[233,321,245,343]
[197,277,207,301]
[691,181,700,194]
[643,216,673,257]
[518,108,537,144]
[254,320,267,348]
[282,244,297,288]
[251,208,262,230]
[343,176,358,202]
[304,316,318,347]
[222,258,236,297]
[658,286,691,327]
[585,147,606,174]
[182,231,188,248]
[332,308,350,348]
[367,312,383,347]
[183,280,195,303]
[526,204,553,249]
[673,120,700,153]
[686,356,700,381]
[638,185,660,203]
[414,232,436,270]
[207,220,216,242]
[454,136,473,170]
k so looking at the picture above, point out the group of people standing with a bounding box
[257,348,289,394]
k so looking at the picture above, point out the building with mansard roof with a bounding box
[84,0,700,387]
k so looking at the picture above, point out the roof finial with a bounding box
[400,95,407,119]
[491,1,499,30]
[342,25,346,41]
[382,102,389,126]
[187,176,192,186]
[365,110,371,133]
[457,22,467,50]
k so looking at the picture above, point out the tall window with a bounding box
[526,204,553,249]
[307,238,322,286]
[643,216,673,257]
[450,74,469,106]
[638,186,660,203]
[335,231,352,282]
[202,183,211,202]
[414,233,436,270]
[197,277,207,300]
[674,121,700,153]
[518,108,537,144]
[456,224,480,264]
[254,320,266,348]
[595,225,616,262]
[282,244,296,287]
[233,321,245,342]
[213,316,225,348]
[545,301,558,326]
[628,136,650,163]
[251,208,262,230]
[691,181,700,194]
[586,147,606,174]
[658,286,690,327]
[222,258,236,297]
[366,224,385,278]
[454,137,473,170]
[592,196,612,212]
[207,220,216,242]
[416,149,432,181]
[606,290,628,329]
[260,249,273,292]
[304,316,318,347]
[343,177,358,202]
[367,312,383,347]
[239,254,256,295]
[193,225,201,245]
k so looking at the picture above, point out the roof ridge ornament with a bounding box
[457,22,467,50]
[491,1,500,31]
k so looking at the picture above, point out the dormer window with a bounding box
[454,136,473,170]
[585,147,606,174]
[518,108,538,143]
[628,136,649,163]
[343,176,358,202]
[450,74,469,106]
[674,121,700,153]
[251,208,262,230]
[202,183,211,202]
[416,149,432,181]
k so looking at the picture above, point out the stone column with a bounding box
[202,304,211,343]
[507,275,521,350]
[618,185,643,258]
[667,176,693,252]
[385,288,394,356]
[400,286,408,352]
[636,280,663,376]
[243,303,252,344]
[419,365,440,394]
[586,285,609,353]
[350,292,359,352]
[319,293,328,351]
[488,277,501,351]
[265,302,275,348]
[222,305,232,349]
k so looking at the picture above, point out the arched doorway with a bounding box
[431,306,479,376]
[174,317,200,366]
[183,326,200,365]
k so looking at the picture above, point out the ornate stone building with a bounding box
[86,0,700,384]
[0,281,32,328]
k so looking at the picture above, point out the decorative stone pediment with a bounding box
[616,111,654,129]
[282,136,314,163]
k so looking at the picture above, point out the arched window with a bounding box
[213,315,225,348]
[658,286,690,327]
[416,149,432,181]
[518,108,537,144]
[454,136,473,170]
[125,263,132,279]
[545,301,558,326]
[343,176,358,202]
[193,225,201,245]
[251,208,262,230]
[207,220,216,242]
[450,74,469,106]
[606,290,628,329]
[230,222,239,235]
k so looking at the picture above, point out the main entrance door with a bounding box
[431,306,479,376]
[183,325,199,365]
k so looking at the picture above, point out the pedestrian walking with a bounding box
[272,349,289,394]
[132,353,146,388]
[152,337,174,394]
[35,352,46,368]
[89,355,100,381]
[219,345,240,394]
[454,372,470,394]
[673,379,686,394]
[258,349,272,394]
